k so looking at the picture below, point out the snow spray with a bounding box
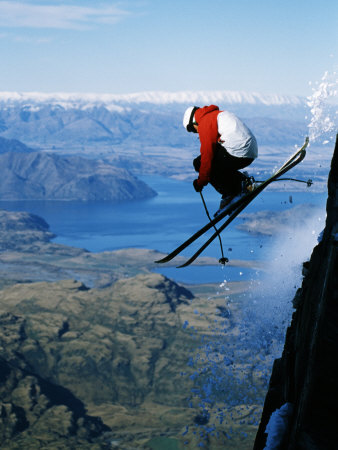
[181,204,325,446]
[307,68,337,144]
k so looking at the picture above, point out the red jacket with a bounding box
[194,105,221,188]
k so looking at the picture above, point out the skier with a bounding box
[183,105,258,214]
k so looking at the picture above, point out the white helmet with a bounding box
[183,106,199,132]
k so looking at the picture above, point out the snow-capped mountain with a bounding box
[0,89,334,189]
[0,89,305,109]
[0,89,309,150]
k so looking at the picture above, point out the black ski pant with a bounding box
[193,143,254,196]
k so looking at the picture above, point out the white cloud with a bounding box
[14,35,52,43]
[0,1,129,30]
[0,30,51,44]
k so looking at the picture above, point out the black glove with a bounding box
[193,179,203,192]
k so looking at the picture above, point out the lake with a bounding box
[0,175,327,284]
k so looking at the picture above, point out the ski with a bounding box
[155,137,309,266]
[177,138,309,267]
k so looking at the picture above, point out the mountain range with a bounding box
[0,89,305,108]
[0,89,334,191]
[0,90,310,151]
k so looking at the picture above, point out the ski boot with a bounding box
[213,173,256,218]
[214,193,242,217]
[241,171,256,193]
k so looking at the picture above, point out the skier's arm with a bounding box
[196,131,214,188]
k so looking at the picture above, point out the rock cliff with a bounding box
[0,151,156,201]
[254,136,338,449]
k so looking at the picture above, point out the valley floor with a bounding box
[0,226,273,448]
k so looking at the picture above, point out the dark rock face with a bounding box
[254,136,338,449]
[0,151,156,201]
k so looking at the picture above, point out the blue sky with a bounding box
[0,0,337,96]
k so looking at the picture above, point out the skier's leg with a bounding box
[210,144,254,195]
[193,150,254,196]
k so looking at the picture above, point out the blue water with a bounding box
[0,175,326,284]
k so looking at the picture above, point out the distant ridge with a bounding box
[0,136,34,154]
[0,89,304,109]
[0,152,156,201]
[0,89,313,159]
